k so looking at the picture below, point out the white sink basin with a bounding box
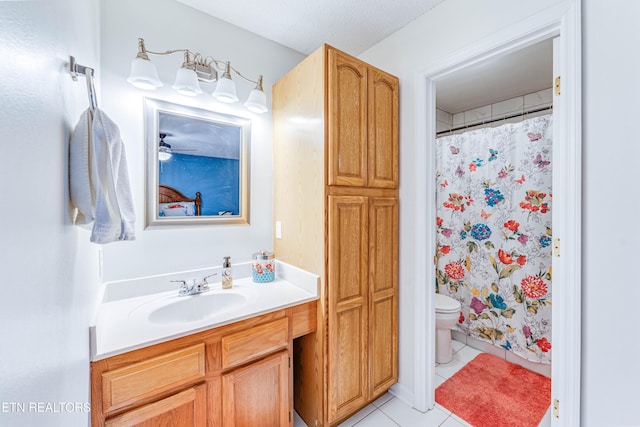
[146,292,247,324]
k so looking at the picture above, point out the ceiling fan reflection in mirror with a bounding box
[158,133,172,161]
[158,132,197,161]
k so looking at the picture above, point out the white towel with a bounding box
[70,108,135,243]
[70,109,95,225]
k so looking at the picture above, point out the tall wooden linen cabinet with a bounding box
[273,44,399,427]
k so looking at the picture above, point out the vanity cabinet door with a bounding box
[104,384,206,427]
[222,350,291,427]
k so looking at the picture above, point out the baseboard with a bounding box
[388,382,419,410]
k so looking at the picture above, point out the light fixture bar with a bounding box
[194,62,218,83]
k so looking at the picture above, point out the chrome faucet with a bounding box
[172,273,217,296]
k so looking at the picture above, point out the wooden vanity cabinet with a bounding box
[91,302,316,427]
[273,44,398,427]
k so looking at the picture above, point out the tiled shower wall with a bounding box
[436,88,553,136]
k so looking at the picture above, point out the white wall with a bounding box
[0,0,101,425]
[361,0,640,425]
[581,0,640,425]
[99,0,304,281]
[359,0,565,404]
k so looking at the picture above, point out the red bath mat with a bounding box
[435,353,551,427]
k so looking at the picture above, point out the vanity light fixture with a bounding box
[172,51,203,97]
[212,61,239,103]
[127,38,268,113]
[244,76,268,114]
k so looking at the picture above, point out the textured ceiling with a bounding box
[175,0,552,116]
[176,0,447,55]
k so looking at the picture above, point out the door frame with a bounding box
[412,1,581,425]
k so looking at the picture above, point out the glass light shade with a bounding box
[158,147,172,161]
[244,88,268,113]
[127,57,162,90]
[172,66,202,96]
[212,76,239,103]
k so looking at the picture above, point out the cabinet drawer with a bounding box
[221,317,289,369]
[102,343,205,414]
[292,301,317,338]
[105,384,206,427]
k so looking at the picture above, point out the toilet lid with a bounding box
[435,293,461,312]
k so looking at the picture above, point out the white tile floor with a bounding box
[294,340,551,427]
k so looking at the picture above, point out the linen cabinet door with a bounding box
[222,350,291,427]
[368,197,398,397]
[328,49,368,188]
[367,69,399,189]
[327,196,369,423]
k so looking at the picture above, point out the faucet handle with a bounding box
[172,279,192,295]
[202,273,217,284]
[196,274,217,292]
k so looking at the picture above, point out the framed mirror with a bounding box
[144,98,250,227]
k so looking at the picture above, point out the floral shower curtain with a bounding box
[435,115,553,364]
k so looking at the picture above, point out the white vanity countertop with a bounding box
[90,260,319,361]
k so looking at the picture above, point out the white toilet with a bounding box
[435,293,461,364]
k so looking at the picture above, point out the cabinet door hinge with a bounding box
[553,238,561,257]
[289,411,292,423]
[553,398,560,418]
[288,356,291,368]
[555,76,561,96]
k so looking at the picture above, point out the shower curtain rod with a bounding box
[436,105,552,137]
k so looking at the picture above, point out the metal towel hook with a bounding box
[69,55,98,112]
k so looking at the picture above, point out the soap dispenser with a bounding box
[222,256,233,289]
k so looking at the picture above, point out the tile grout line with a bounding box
[372,398,403,427]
